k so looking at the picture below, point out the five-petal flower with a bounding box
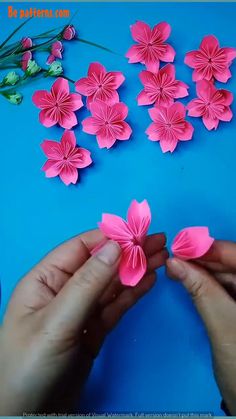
[185,35,236,83]
[137,64,189,107]
[41,130,92,185]
[32,77,83,129]
[126,21,176,72]
[186,80,233,130]
[146,102,194,153]
[75,62,125,110]
[99,200,151,286]
[82,100,132,149]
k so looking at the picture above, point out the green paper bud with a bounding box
[47,61,63,77]
[4,92,23,105]
[26,60,41,76]
[2,71,20,86]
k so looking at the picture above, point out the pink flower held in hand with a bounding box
[171,227,214,260]
[99,200,151,286]
[187,80,233,131]
[82,100,132,149]
[21,37,33,49]
[63,25,76,40]
[75,62,125,110]
[21,51,32,71]
[137,64,189,107]
[41,130,92,186]
[126,21,176,72]
[32,77,83,129]
[185,35,236,83]
[47,41,63,64]
[146,102,194,153]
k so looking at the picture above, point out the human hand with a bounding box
[0,229,167,415]
[167,240,236,415]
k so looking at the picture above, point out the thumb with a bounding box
[45,240,121,337]
[166,258,235,342]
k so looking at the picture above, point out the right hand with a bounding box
[167,240,236,415]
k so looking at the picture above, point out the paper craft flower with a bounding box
[99,200,151,286]
[32,77,83,129]
[126,21,176,72]
[21,51,32,71]
[75,62,125,110]
[21,37,33,49]
[63,25,76,40]
[185,35,236,83]
[186,80,233,130]
[146,102,194,153]
[171,227,214,260]
[47,41,63,65]
[41,130,92,186]
[137,64,189,107]
[82,100,132,149]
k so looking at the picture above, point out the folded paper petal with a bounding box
[119,246,147,286]
[171,227,214,260]
[127,199,151,240]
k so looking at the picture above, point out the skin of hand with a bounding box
[167,240,236,415]
[0,229,168,415]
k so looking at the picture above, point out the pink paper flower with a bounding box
[99,200,151,286]
[82,100,132,149]
[41,130,92,186]
[146,102,194,153]
[126,21,176,72]
[186,80,233,131]
[21,37,33,49]
[137,64,189,107]
[171,227,214,260]
[63,25,76,40]
[32,77,83,129]
[21,51,32,71]
[47,41,63,64]
[75,62,125,110]
[185,35,236,83]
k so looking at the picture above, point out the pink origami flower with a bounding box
[99,200,151,286]
[63,25,76,40]
[41,130,92,186]
[146,102,194,153]
[47,41,63,64]
[21,51,32,71]
[21,37,33,50]
[171,227,214,260]
[137,64,189,107]
[187,80,233,131]
[82,100,132,149]
[75,62,125,110]
[32,77,83,129]
[126,21,176,72]
[185,35,236,83]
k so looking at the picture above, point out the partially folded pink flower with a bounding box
[186,80,233,130]
[32,77,83,129]
[63,25,76,40]
[137,64,189,107]
[126,21,176,72]
[99,200,151,286]
[171,227,214,260]
[21,51,32,71]
[41,130,92,186]
[21,37,33,49]
[185,35,236,83]
[75,62,125,110]
[47,41,63,65]
[146,102,194,153]
[82,100,132,149]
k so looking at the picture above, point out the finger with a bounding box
[166,258,236,342]
[196,240,236,273]
[147,248,169,272]
[45,240,121,337]
[143,233,166,256]
[213,272,236,300]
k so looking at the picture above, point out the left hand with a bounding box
[0,229,167,415]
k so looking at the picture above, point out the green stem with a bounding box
[0,17,33,50]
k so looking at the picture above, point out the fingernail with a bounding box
[96,240,121,265]
[167,258,186,279]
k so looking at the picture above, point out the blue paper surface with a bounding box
[1,2,236,414]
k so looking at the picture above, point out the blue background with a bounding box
[1,2,236,414]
